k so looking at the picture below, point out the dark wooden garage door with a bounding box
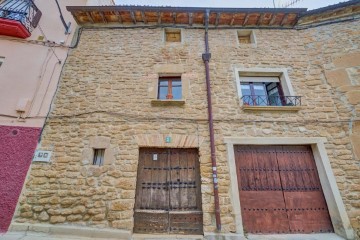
[134,148,203,235]
[235,145,334,234]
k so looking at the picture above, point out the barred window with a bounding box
[93,149,105,166]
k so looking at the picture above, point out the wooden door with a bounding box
[235,145,333,234]
[134,148,203,235]
[276,146,333,233]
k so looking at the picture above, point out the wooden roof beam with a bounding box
[257,13,264,26]
[72,13,81,25]
[243,13,250,26]
[172,12,177,24]
[99,11,107,23]
[141,11,147,24]
[281,13,289,26]
[114,11,122,23]
[157,12,162,24]
[86,12,94,23]
[130,11,136,24]
[269,13,277,25]
[189,12,193,26]
[230,14,235,26]
[215,12,221,26]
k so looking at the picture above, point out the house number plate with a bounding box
[33,150,52,163]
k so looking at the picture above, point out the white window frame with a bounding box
[234,67,295,106]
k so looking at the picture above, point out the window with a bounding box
[237,30,256,45]
[235,68,301,108]
[240,77,285,106]
[238,35,250,44]
[158,77,182,100]
[93,149,105,166]
[165,28,181,42]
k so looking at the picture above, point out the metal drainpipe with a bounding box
[202,9,221,232]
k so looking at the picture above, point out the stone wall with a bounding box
[13,19,360,238]
[303,20,360,236]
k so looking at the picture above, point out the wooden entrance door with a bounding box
[134,148,203,235]
[235,145,334,234]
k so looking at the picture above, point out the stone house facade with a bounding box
[10,1,360,239]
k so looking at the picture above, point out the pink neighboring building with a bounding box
[0,0,114,232]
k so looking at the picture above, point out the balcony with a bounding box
[0,0,42,38]
[241,95,302,111]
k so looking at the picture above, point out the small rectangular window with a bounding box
[158,77,182,100]
[237,30,255,44]
[165,28,181,42]
[239,35,250,44]
[93,149,105,166]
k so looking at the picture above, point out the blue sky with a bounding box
[114,0,345,10]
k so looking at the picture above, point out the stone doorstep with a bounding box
[247,233,345,240]
[9,224,245,240]
[7,225,346,240]
[132,233,203,240]
[9,223,131,239]
[132,233,247,240]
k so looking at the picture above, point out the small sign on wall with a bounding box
[33,150,52,163]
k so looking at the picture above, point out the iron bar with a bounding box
[0,0,41,33]
[241,95,301,106]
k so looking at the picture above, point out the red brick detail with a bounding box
[0,126,41,232]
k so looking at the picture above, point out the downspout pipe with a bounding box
[202,9,221,232]
[54,0,71,34]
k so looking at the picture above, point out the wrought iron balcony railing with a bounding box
[241,95,302,107]
[0,0,42,38]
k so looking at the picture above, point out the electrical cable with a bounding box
[69,27,83,49]
[41,110,360,124]
[3,110,360,125]
[36,60,60,116]
[37,51,70,143]
[38,24,62,63]
[25,49,52,118]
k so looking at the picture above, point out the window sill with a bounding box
[241,105,302,111]
[151,99,185,106]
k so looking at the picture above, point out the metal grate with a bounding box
[0,0,42,33]
[241,95,301,106]
[93,149,105,166]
